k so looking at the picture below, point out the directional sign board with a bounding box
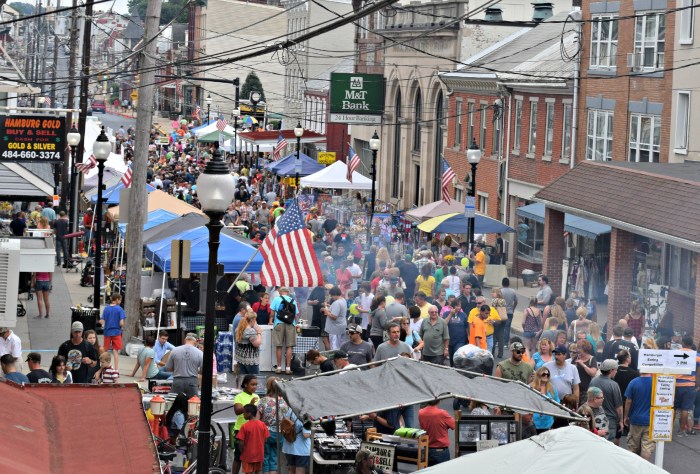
[638,349,697,375]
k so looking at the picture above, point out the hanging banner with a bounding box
[0,115,66,163]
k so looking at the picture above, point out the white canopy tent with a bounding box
[193,121,236,137]
[417,426,668,474]
[77,120,127,174]
[300,160,372,190]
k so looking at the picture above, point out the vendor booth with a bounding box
[107,190,204,221]
[266,152,325,176]
[300,160,372,190]
[91,181,156,204]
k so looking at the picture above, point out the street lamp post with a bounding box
[195,148,235,474]
[232,107,239,163]
[205,93,212,124]
[67,125,81,253]
[92,127,112,311]
[294,122,303,188]
[466,138,482,249]
[367,130,380,248]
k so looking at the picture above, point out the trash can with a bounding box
[522,269,537,286]
[70,306,100,336]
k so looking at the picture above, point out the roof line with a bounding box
[583,160,700,188]
[460,27,533,68]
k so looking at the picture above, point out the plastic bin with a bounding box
[70,306,100,336]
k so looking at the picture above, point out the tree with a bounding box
[241,72,266,103]
[127,0,188,24]
[8,2,35,15]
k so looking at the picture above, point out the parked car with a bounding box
[91,99,106,113]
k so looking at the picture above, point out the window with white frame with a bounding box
[455,187,464,203]
[492,108,502,155]
[480,105,487,151]
[514,99,522,151]
[562,103,572,159]
[528,102,538,154]
[544,102,555,156]
[478,194,488,215]
[467,103,474,146]
[634,13,666,70]
[590,15,619,68]
[455,99,463,147]
[679,0,694,44]
[675,92,690,152]
[629,114,661,162]
[586,109,614,161]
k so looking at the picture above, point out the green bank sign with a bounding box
[329,73,384,124]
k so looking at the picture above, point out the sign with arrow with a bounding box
[638,349,697,375]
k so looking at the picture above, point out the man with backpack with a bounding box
[270,287,299,374]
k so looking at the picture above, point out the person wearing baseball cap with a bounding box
[590,359,623,444]
[543,345,581,401]
[340,323,375,366]
[57,320,98,383]
[495,340,533,383]
[26,352,52,384]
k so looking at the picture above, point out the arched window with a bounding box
[413,88,422,152]
[392,88,402,198]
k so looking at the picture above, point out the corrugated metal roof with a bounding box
[305,58,355,92]
[0,381,159,473]
[0,163,54,199]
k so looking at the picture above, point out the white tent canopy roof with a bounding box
[418,426,668,474]
[300,160,372,190]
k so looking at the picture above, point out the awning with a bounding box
[117,209,179,237]
[516,202,611,239]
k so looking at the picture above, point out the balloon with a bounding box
[349,304,359,315]
[177,129,185,136]
[167,152,173,159]
[172,120,180,129]
[180,119,188,126]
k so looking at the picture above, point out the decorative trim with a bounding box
[586,95,616,111]
[633,0,668,11]
[628,98,663,115]
[590,1,621,13]
[545,98,556,103]
[587,68,617,76]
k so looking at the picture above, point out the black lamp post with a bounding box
[205,93,212,124]
[232,106,239,163]
[367,130,380,247]
[92,127,112,310]
[195,147,235,474]
[294,121,304,188]
[67,125,81,253]
[466,138,482,249]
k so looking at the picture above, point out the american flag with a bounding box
[216,114,228,132]
[44,96,51,107]
[259,198,322,287]
[193,103,201,121]
[441,158,456,203]
[346,145,360,183]
[121,164,133,188]
[272,132,287,161]
[75,154,97,173]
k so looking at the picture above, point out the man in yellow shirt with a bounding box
[472,243,487,286]
[415,292,431,319]
[467,296,499,352]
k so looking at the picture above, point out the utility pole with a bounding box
[123,0,163,344]
[73,0,94,240]
[67,0,80,244]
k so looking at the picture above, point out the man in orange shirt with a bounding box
[468,296,499,351]
[472,243,487,287]
[675,336,700,436]
[469,305,488,350]
[418,399,455,466]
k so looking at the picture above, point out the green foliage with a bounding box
[127,0,189,24]
[8,2,35,15]
[241,72,266,103]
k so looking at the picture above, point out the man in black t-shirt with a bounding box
[57,322,98,383]
[25,352,52,383]
[9,213,26,236]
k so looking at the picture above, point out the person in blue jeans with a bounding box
[443,299,468,365]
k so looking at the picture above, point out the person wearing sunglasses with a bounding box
[495,341,533,383]
[530,366,560,433]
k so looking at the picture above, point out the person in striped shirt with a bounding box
[675,336,700,437]
[94,352,119,384]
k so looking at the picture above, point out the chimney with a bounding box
[532,1,554,22]
[484,7,504,22]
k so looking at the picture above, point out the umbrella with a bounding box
[418,212,514,234]
[241,115,258,126]
[405,200,465,222]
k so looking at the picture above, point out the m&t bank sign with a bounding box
[329,73,385,124]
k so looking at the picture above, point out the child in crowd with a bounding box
[94,352,119,384]
[236,404,269,474]
[99,294,126,371]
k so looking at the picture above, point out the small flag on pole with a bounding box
[441,159,456,203]
[44,96,51,107]
[216,114,228,132]
[121,164,133,188]
[272,132,287,161]
[193,103,201,120]
[75,154,97,173]
[259,199,322,287]
[346,145,360,183]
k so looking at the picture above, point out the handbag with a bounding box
[495,306,508,322]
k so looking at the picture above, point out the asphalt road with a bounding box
[94,111,136,133]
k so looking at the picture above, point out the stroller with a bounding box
[80,259,94,287]
[17,272,33,318]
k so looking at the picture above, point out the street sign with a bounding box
[130,91,139,100]
[170,239,191,279]
[317,151,336,165]
[0,115,66,163]
[651,374,676,407]
[649,407,674,441]
[464,197,476,218]
[638,349,698,374]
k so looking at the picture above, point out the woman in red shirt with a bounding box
[252,294,272,326]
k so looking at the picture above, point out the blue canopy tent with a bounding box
[145,226,264,273]
[516,203,611,239]
[265,152,324,176]
[91,181,156,204]
[418,212,515,234]
[117,209,178,237]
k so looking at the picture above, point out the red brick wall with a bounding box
[325,122,349,160]
[577,2,675,164]
[542,208,565,296]
[607,228,634,329]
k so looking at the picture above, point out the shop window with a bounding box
[665,245,697,293]
[590,15,619,69]
[517,216,544,262]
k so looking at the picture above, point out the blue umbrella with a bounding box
[417,212,514,234]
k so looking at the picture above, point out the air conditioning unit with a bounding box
[0,246,20,328]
